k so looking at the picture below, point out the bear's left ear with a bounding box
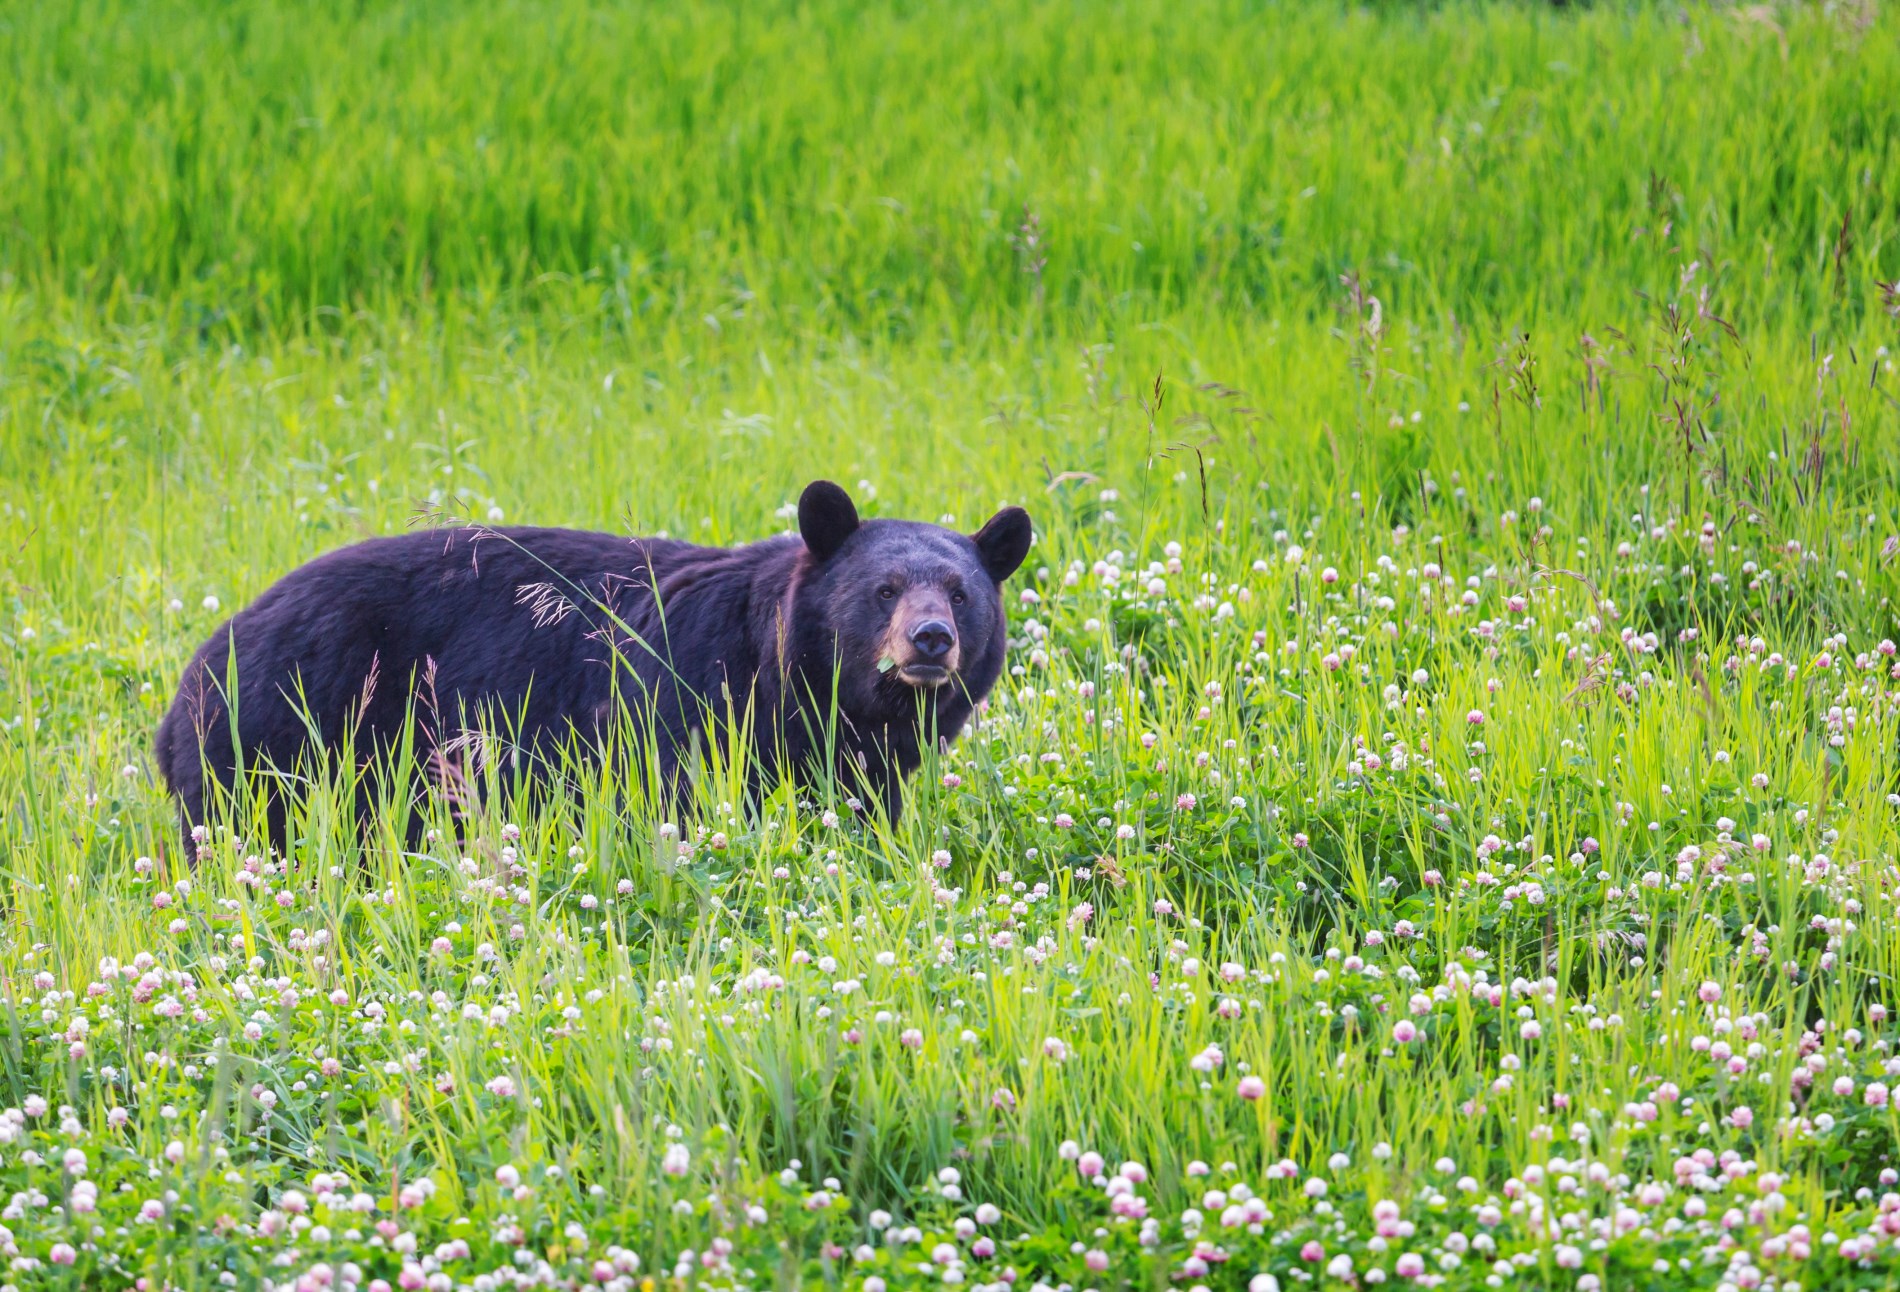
[799,480,860,562]
[971,506,1033,582]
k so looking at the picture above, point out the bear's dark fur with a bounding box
[155,481,1032,849]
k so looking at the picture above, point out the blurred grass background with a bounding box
[3,0,1893,326]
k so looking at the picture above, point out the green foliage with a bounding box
[0,1,1899,1289]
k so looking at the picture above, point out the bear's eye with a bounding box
[950,590,966,607]
[878,587,896,601]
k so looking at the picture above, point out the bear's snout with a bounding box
[879,589,961,688]
[908,619,955,659]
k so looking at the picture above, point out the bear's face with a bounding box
[796,480,1032,721]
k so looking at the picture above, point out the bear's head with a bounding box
[795,479,1032,721]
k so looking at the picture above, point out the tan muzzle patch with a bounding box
[876,590,959,687]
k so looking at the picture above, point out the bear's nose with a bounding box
[908,619,956,659]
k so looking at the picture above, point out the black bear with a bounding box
[155,480,1032,850]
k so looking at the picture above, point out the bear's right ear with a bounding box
[798,480,860,562]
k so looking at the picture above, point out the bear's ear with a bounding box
[971,506,1033,582]
[798,480,860,562]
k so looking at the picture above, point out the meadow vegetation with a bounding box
[2,1,1900,1289]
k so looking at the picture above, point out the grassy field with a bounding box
[4,0,1900,1288]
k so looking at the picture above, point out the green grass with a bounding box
[2,1,1900,1288]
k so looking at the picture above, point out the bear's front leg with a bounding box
[848,726,922,829]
